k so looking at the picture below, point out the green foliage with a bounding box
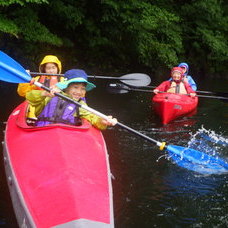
[47,0,84,30]
[0,2,62,46]
[180,0,228,73]
[12,8,62,45]
[130,3,182,67]
[0,0,48,6]
[0,14,19,36]
[200,28,227,60]
[96,0,183,68]
[0,0,227,75]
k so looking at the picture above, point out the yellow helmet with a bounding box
[39,55,62,73]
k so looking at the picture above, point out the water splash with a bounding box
[166,126,228,175]
[188,126,228,157]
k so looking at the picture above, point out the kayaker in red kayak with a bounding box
[153,67,196,97]
[26,69,117,129]
[17,55,65,124]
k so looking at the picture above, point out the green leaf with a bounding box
[0,0,48,6]
[0,14,19,37]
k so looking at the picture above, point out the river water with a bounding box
[0,78,228,227]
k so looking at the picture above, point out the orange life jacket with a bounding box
[35,75,64,89]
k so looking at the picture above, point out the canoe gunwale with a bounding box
[3,129,36,227]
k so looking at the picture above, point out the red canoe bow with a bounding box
[152,93,198,125]
[3,101,114,228]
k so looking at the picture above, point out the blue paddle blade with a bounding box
[166,145,228,175]
[0,51,31,83]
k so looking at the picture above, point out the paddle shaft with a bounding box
[157,91,228,100]
[137,85,228,97]
[156,91,228,100]
[197,94,228,100]
[34,81,162,147]
[30,72,139,81]
[117,122,161,146]
[113,84,228,100]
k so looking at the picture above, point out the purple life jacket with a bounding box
[36,96,82,127]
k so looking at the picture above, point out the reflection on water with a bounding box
[161,169,228,227]
[0,80,228,227]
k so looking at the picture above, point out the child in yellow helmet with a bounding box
[17,55,65,124]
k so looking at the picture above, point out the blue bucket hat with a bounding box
[56,69,96,91]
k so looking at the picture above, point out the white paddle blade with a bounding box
[120,73,151,86]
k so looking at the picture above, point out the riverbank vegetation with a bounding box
[0,0,227,77]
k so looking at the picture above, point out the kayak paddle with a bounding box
[107,83,228,101]
[28,72,151,87]
[129,84,228,97]
[0,50,228,175]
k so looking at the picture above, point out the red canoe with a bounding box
[3,101,114,228]
[152,93,198,125]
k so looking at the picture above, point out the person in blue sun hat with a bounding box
[26,69,117,129]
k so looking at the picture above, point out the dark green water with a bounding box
[0,79,228,227]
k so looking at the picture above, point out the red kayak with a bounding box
[3,101,114,228]
[152,93,198,125]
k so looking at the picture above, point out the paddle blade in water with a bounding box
[166,145,228,175]
[120,73,151,86]
[0,51,31,83]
